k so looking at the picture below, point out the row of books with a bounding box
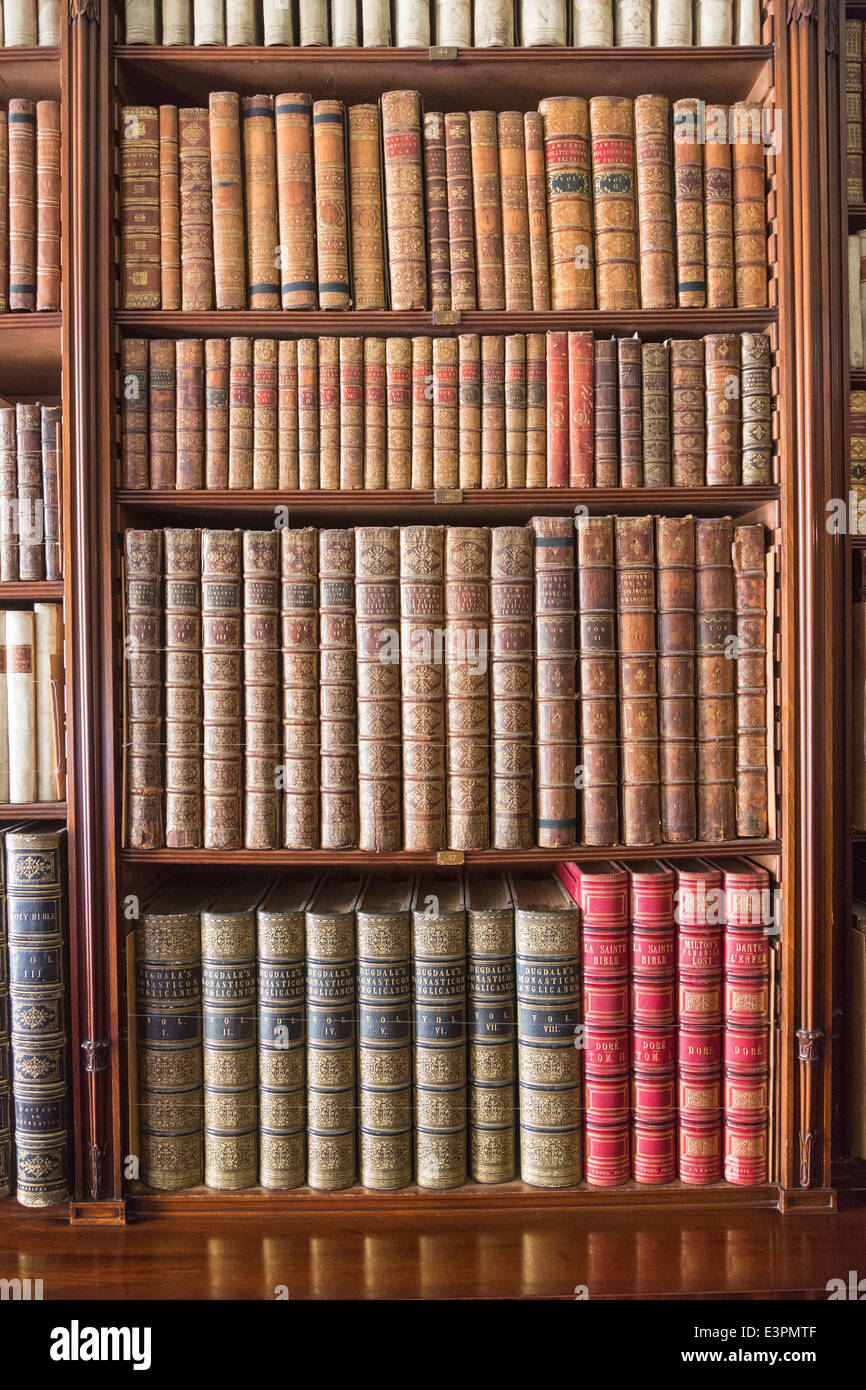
[132,860,774,1194]
[0,0,59,46]
[847,19,866,204]
[123,518,770,852]
[0,400,62,580]
[0,604,65,804]
[120,330,773,492]
[119,91,769,313]
[0,825,68,1207]
[0,100,61,314]
[123,0,764,48]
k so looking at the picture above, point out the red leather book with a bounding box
[567,330,594,488]
[545,331,569,487]
[627,859,677,1185]
[722,857,771,1185]
[673,858,724,1185]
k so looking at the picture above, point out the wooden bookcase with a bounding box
[0,0,848,1224]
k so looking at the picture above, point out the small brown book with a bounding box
[148,339,176,490]
[733,524,769,838]
[615,516,661,846]
[228,336,253,489]
[469,110,505,310]
[381,90,428,310]
[164,528,202,848]
[120,105,160,310]
[423,111,451,311]
[634,94,674,310]
[243,531,281,848]
[355,527,402,851]
[444,111,478,310]
[209,92,245,310]
[490,527,534,849]
[124,528,164,849]
[175,338,204,489]
[313,99,350,309]
[201,529,243,849]
[531,515,578,847]
[695,516,736,841]
[204,338,230,490]
[498,110,532,312]
[178,107,214,311]
[242,95,280,309]
[120,338,149,491]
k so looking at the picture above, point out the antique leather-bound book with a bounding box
[481,336,505,489]
[498,111,532,312]
[722,858,770,1185]
[227,0,256,42]
[740,331,772,485]
[512,872,582,1187]
[466,872,517,1184]
[164,528,202,848]
[457,333,481,490]
[135,880,207,1191]
[31,605,65,798]
[574,0,612,44]
[674,858,723,1184]
[855,558,866,828]
[162,0,192,42]
[228,336,253,488]
[5,608,36,802]
[445,526,490,850]
[444,111,477,311]
[703,107,735,310]
[655,0,692,46]
[490,526,533,849]
[317,336,340,490]
[243,531,280,849]
[423,112,451,311]
[433,337,459,489]
[705,333,740,485]
[275,93,316,310]
[280,527,319,849]
[204,338,229,489]
[363,339,387,489]
[469,110,505,310]
[538,96,593,310]
[641,340,671,488]
[319,530,357,848]
[696,0,732,42]
[381,90,428,311]
[348,104,387,311]
[616,0,650,43]
[208,93,244,310]
[847,20,864,203]
[356,877,413,1191]
[525,333,547,488]
[411,336,433,489]
[669,338,705,486]
[175,338,204,489]
[576,515,619,846]
[695,516,736,840]
[298,0,327,42]
[589,96,638,312]
[7,827,68,1207]
[521,0,566,43]
[545,330,569,488]
[412,874,467,1189]
[437,0,470,44]
[504,334,526,488]
[333,0,360,43]
[0,627,7,800]
[201,881,263,1190]
[120,106,160,310]
[617,335,643,487]
[339,337,364,490]
[733,524,768,838]
[178,107,214,311]
[615,516,661,845]
[35,100,60,311]
[0,113,7,313]
[355,527,402,851]
[395,0,430,43]
[628,860,677,1186]
[532,515,578,847]
[633,94,674,310]
[158,106,180,310]
[201,529,243,849]
[253,338,278,489]
[656,515,697,843]
[5,0,37,46]
[124,528,163,848]
[568,330,594,487]
[672,98,705,308]
[386,337,412,489]
[306,877,364,1190]
[593,337,618,488]
[125,0,157,40]
[297,339,319,491]
[731,102,767,309]
[400,525,446,851]
[148,339,176,489]
[0,408,17,579]
[15,403,43,580]
[523,111,551,311]
[8,100,36,311]
[242,95,280,309]
[313,100,350,310]
[257,878,317,1191]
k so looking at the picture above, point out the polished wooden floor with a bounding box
[1,1205,865,1299]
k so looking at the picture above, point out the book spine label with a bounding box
[400,525,446,850]
[491,527,534,848]
[280,527,319,847]
[164,528,202,847]
[201,910,258,1190]
[413,902,467,1189]
[306,910,357,1190]
[275,93,317,310]
[616,516,661,845]
[576,516,619,845]
[381,90,428,310]
[357,908,412,1190]
[243,530,281,848]
[319,529,358,848]
[532,515,577,846]
[257,906,305,1190]
[355,526,402,850]
[124,529,163,847]
[201,529,243,848]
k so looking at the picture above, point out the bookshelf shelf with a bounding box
[0,46,61,99]
[0,314,61,393]
[0,581,65,599]
[0,803,67,821]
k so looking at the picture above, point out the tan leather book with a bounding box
[589,95,638,311]
[202,529,243,849]
[538,97,593,310]
[0,114,8,313]
[35,100,60,311]
[228,336,253,489]
[15,403,42,580]
[490,527,533,849]
[523,111,550,311]
[162,0,191,42]
[444,111,477,310]
[319,529,358,849]
[0,407,17,579]
[280,527,319,848]
[412,875,467,1189]
[348,104,387,310]
[498,111,532,313]
[457,333,481,490]
[386,337,411,488]
[481,336,506,489]
[124,528,163,847]
[433,337,459,489]
[400,525,446,850]
[505,334,527,488]
[423,111,451,311]
[204,338,229,489]
[120,339,149,491]
[227,0,255,42]
[363,338,386,489]
[176,338,205,489]
[242,95,280,309]
[381,90,428,310]
[253,338,278,489]
[695,516,736,841]
[339,336,364,490]
[355,527,402,851]
[312,99,350,309]
[243,531,280,848]
[525,333,547,487]
[148,339,176,490]
[410,336,433,489]
[703,105,735,310]
[672,98,705,308]
[740,331,772,485]
[278,339,299,489]
[576,515,619,847]
[209,92,245,310]
[733,523,768,838]
[634,94,674,310]
[705,332,740,485]
[731,102,767,308]
[356,878,413,1190]
[164,528,202,847]
[670,338,705,486]
[618,335,642,488]
[317,336,340,490]
[475,0,514,44]
[445,526,490,849]
[655,515,696,843]
[641,340,671,487]
[179,107,214,311]
[120,106,160,310]
[297,339,319,491]
[615,515,661,846]
[34,600,64,802]
[275,93,316,310]
[531,515,577,847]
[470,110,505,310]
[158,105,181,310]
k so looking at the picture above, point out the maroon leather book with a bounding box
[628,860,677,1185]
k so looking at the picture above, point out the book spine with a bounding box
[444,111,477,310]
[413,894,467,1188]
[319,529,358,848]
[423,111,451,311]
[356,904,412,1190]
[228,336,253,489]
[15,403,43,580]
[642,340,671,487]
[257,903,305,1189]
[8,97,36,312]
[0,115,7,313]
[148,339,176,489]
[578,864,630,1186]
[593,337,618,487]
[209,91,245,310]
[381,90,428,310]
[280,527,319,847]
[656,515,697,843]
[522,0,566,43]
[445,526,490,849]
[201,528,243,848]
[617,334,643,487]
[615,516,661,845]
[135,904,203,1190]
[313,99,350,310]
[34,601,65,802]
[275,93,316,310]
[158,106,181,310]
[475,0,514,44]
[125,0,158,41]
[395,0,430,45]
[539,96,593,309]
[362,0,390,43]
[333,0,359,43]
[703,108,735,310]
[847,20,864,202]
[433,337,459,489]
[411,336,434,489]
[567,329,594,487]
[0,620,7,802]
[437,0,470,44]
[853,388,866,500]
[201,907,258,1189]
[705,332,740,485]
[740,331,772,484]
[299,0,328,41]
[723,863,770,1184]
[672,98,706,308]
[634,94,675,310]
[481,336,505,489]
[193,0,225,43]
[628,864,676,1186]
[38,0,59,42]
[505,333,527,487]
[0,408,18,579]
[317,336,340,489]
[355,526,402,851]
[35,100,60,311]
[491,526,534,848]
[457,332,481,490]
[735,0,760,43]
[243,530,280,848]
[696,0,732,43]
[44,405,63,585]
[525,332,547,487]
[532,515,578,846]
[386,337,412,488]
[731,102,767,309]
[523,111,551,311]
[253,338,278,488]
[676,862,723,1184]
[204,338,229,488]
[616,0,650,43]
[589,95,638,311]
[695,516,737,840]
[175,338,204,489]
[179,107,214,311]
[348,104,387,311]
[306,905,357,1189]
[655,0,691,45]
[297,339,319,490]
[124,529,163,846]
[670,338,705,486]
[363,338,386,488]
[5,608,36,803]
[468,110,505,310]
[545,330,569,487]
[400,525,446,850]
[498,111,532,312]
[120,106,160,310]
[227,0,256,42]
[339,337,364,489]
[576,515,619,845]
[164,528,202,847]
[733,523,769,837]
[7,829,68,1207]
[467,897,516,1183]
[162,0,192,42]
[242,94,280,309]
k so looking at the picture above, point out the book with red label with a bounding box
[672,857,724,1185]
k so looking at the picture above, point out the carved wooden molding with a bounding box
[796,1027,823,1064]
[788,0,817,22]
[69,0,100,22]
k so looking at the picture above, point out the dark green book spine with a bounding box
[305,907,356,1190]
[468,902,517,1184]
[0,831,10,1199]
[6,828,68,1207]
[412,891,467,1190]
[257,904,306,1189]
[201,909,258,1189]
[356,906,412,1190]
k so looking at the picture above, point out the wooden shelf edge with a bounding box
[0,581,64,598]
[120,840,782,866]
[114,43,772,64]
[0,802,67,820]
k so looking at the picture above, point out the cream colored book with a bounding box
[34,602,64,802]
[193,0,226,42]
[163,0,192,40]
[695,0,732,44]
[851,234,864,369]
[331,0,358,44]
[615,0,650,44]
[395,0,430,44]
[735,0,760,44]
[263,0,294,42]
[0,614,8,803]
[573,0,612,45]
[475,0,513,44]
[654,0,690,45]
[4,0,38,44]
[299,0,329,43]
[362,0,390,42]
[436,0,470,45]
[37,0,59,43]
[521,0,566,45]
[5,608,36,804]
[226,0,256,41]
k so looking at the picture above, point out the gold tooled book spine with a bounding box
[228,336,253,489]
[423,111,452,311]
[458,333,481,490]
[444,110,477,310]
[253,338,278,489]
[319,529,358,848]
[381,90,428,310]
[297,339,319,491]
[576,514,619,845]
[504,334,526,489]
[740,331,772,485]
[318,336,340,490]
[356,885,413,1191]
[201,897,258,1191]
[278,339,299,489]
[348,103,387,310]
[364,337,387,488]
[281,527,319,848]
[201,528,243,849]
[655,514,697,844]
[641,340,671,488]
[445,526,490,849]
[531,514,578,846]
[204,338,229,489]
[466,876,517,1184]
[669,338,705,486]
[275,93,317,310]
[121,105,160,310]
[159,106,181,310]
[176,337,204,489]
[703,105,735,310]
[121,338,150,490]
[306,884,362,1190]
[400,525,446,850]
[498,111,533,312]
[386,337,412,489]
[35,100,61,312]
[695,516,736,841]
[339,336,364,490]
[124,528,164,848]
[634,94,675,310]
[523,110,551,310]
[589,95,639,311]
[179,106,214,311]
[355,526,402,851]
[705,332,740,485]
[490,527,533,849]
[525,332,547,487]
[733,523,769,839]
[411,336,433,489]
[257,884,312,1191]
[148,339,176,489]
[433,336,459,489]
[412,876,467,1189]
[164,528,202,848]
[731,102,768,309]
[243,530,281,848]
[672,98,706,308]
[481,336,506,490]
[615,515,661,845]
[538,96,593,310]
